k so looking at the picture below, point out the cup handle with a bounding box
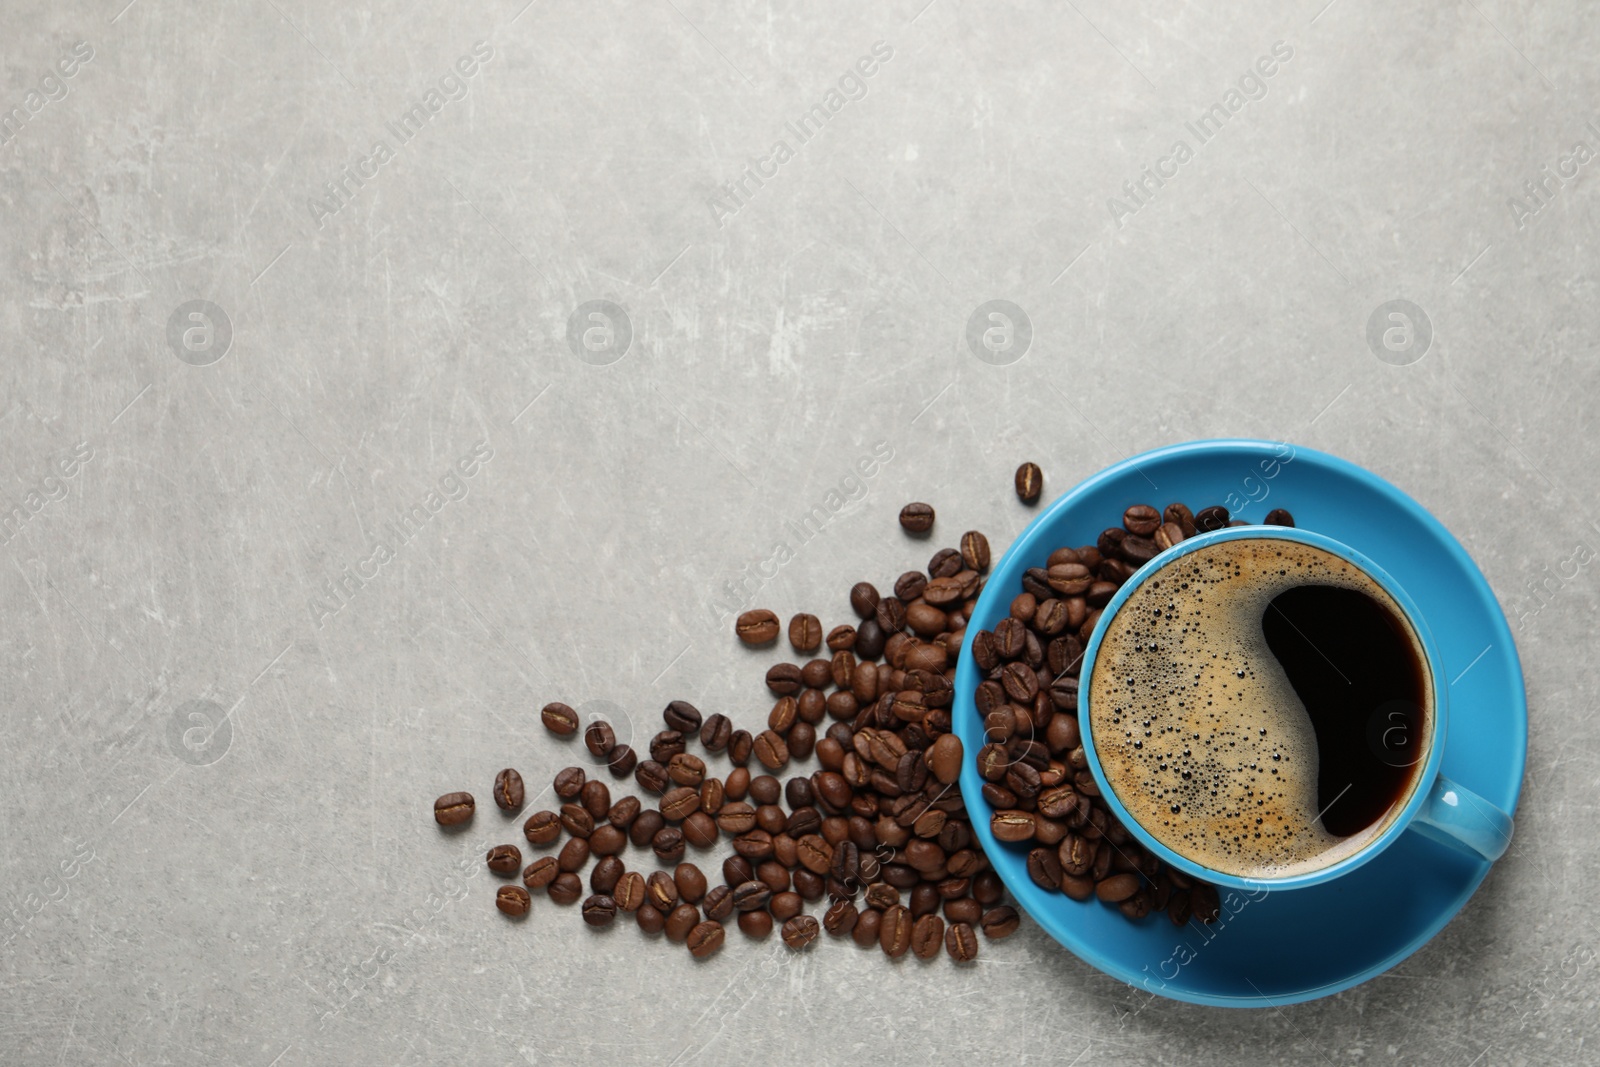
[1408,773,1514,862]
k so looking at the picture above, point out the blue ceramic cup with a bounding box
[1078,524,1514,893]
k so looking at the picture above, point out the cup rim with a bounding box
[1077,523,1449,893]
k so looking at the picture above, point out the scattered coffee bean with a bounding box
[584,720,616,759]
[493,769,525,812]
[553,767,586,800]
[782,915,820,950]
[496,885,531,916]
[433,792,474,826]
[1015,462,1043,505]
[666,903,700,942]
[736,608,781,646]
[614,871,646,911]
[582,894,617,927]
[687,920,726,958]
[789,613,823,653]
[912,913,945,959]
[980,906,1019,939]
[636,902,666,934]
[738,909,774,939]
[522,856,559,890]
[581,779,611,820]
[541,702,579,736]
[899,502,935,534]
[486,844,522,875]
[879,904,913,958]
[945,921,978,961]
[663,700,702,734]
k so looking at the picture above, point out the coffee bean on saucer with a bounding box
[1015,462,1043,505]
[737,609,781,646]
[1194,505,1230,532]
[1122,505,1161,536]
[433,792,474,825]
[541,702,579,736]
[496,885,531,917]
[1264,508,1295,527]
[1163,503,1197,537]
[1095,873,1140,903]
[493,769,525,812]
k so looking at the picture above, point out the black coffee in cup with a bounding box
[1087,537,1432,879]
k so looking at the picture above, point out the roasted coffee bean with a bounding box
[788,613,823,653]
[645,870,680,912]
[635,760,670,794]
[723,766,750,801]
[894,570,929,603]
[980,905,1020,939]
[635,902,665,934]
[1120,504,1160,537]
[1194,504,1230,532]
[908,883,941,919]
[589,825,626,856]
[944,897,982,925]
[557,837,589,873]
[1000,662,1039,702]
[875,596,907,634]
[1015,462,1043,505]
[682,811,718,848]
[850,582,881,619]
[1046,563,1092,596]
[496,885,531,917]
[727,730,753,765]
[630,809,665,848]
[1153,522,1185,550]
[880,904,914,957]
[582,894,618,927]
[754,730,790,771]
[666,903,700,942]
[523,810,561,846]
[716,802,757,835]
[972,872,1004,906]
[486,844,522,875]
[559,803,594,838]
[1061,873,1095,901]
[541,702,579,736]
[738,909,774,939]
[732,880,772,912]
[652,827,686,864]
[865,883,901,910]
[768,696,798,734]
[1264,508,1295,527]
[688,920,726,958]
[756,861,789,894]
[825,625,857,654]
[1167,889,1193,926]
[1191,883,1221,923]
[926,733,963,784]
[702,884,734,921]
[584,719,616,758]
[667,753,706,787]
[788,722,817,761]
[851,907,883,947]
[1027,847,1063,890]
[1021,566,1053,599]
[579,779,612,820]
[699,778,725,816]
[946,921,979,962]
[433,792,474,826]
[765,663,803,696]
[492,769,525,813]
[910,913,945,959]
[928,547,963,579]
[1163,502,1197,537]
[523,856,559,890]
[649,730,686,764]
[675,862,708,904]
[959,530,991,573]
[615,871,646,911]
[700,713,733,752]
[652,705,699,742]
[793,869,825,901]
[782,914,820,950]
[722,855,754,887]
[606,744,638,778]
[737,608,781,645]
[1095,872,1141,903]
[855,619,887,660]
[1119,533,1157,564]
[899,502,935,533]
[553,767,586,800]
[549,873,583,905]
[824,899,859,936]
[770,891,804,923]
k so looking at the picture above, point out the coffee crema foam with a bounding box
[1087,538,1432,879]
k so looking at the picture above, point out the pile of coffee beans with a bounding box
[967,500,1295,924]
[432,467,1287,962]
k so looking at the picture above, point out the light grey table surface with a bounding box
[3,0,1596,1064]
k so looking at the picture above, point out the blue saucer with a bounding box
[955,439,1527,1007]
